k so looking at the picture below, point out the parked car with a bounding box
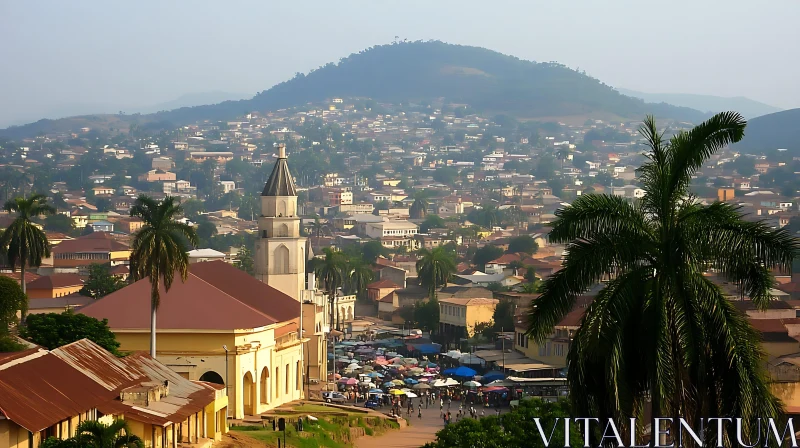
[365,397,380,409]
[322,392,347,403]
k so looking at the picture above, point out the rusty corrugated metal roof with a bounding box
[0,339,217,432]
[53,340,215,426]
[0,349,121,433]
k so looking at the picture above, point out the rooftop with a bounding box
[80,260,299,331]
[262,144,297,197]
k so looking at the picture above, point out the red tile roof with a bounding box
[80,260,299,330]
[367,279,401,289]
[27,273,84,290]
[52,231,129,253]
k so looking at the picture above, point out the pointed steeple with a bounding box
[262,143,297,197]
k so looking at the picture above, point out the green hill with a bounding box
[616,88,782,119]
[1,41,706,139]
[735,108,800,152]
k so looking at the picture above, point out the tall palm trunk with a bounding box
[150,278,160,357]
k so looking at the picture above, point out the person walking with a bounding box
[418,403,422,419]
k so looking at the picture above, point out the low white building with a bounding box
[365,220,419,239]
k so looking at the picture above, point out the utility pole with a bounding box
[501,326,505,372]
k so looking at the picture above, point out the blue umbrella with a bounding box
[404,378,419,385]
[369,388,384,394]
[443,366,477,378]
[482,371,506,382]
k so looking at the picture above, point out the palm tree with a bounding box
[314,248,346,330]
[73,419,143,448]
[311,215,324,246]
[416,247,457,298]
[346,257,375,302]
[481,204,501,229]
[526,112,799,445]
[129,195,198,357]
[0,194,55,297]
[410,191,430,219]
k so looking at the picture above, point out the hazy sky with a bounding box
[1,0,798,127]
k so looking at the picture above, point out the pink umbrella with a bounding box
[338,378,358,385]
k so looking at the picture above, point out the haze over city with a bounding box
[1,0,799,127]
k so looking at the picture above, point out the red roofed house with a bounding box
[26,274,84,299]
[51,232,131,274]
[367,279,401,302]
[80,260,304,419]
[0,339,227,448]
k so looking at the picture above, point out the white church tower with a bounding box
[254,144,306,300]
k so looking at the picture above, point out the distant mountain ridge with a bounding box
[735,108,800,152]
[616,88,782,119]
[1,41,708,138]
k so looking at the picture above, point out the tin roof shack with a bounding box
[0,339,227,448]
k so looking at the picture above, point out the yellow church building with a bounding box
[81,144,329,419]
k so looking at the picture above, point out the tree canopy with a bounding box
[472,245,503,271]
[22,311,122,355]
[507,235,538,254]
[80,263,126,299]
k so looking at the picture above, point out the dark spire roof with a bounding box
[261,144,297,197]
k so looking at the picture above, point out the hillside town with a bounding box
[1,97,800,447]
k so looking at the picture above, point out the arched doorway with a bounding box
[260,367,270,405]
[243,372,255,416]
[199,371,224,385]
[347,306,353,321]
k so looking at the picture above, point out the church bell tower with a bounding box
[254,144,305,300]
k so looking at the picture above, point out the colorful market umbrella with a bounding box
[338,378,358,385]
[389,389,405,395]
[463,381,482,387]
[404,378,419,385]
[412,383,432,390]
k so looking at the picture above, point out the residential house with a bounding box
[51,232,131,273]
[439,297,499,349]
[89,220,114,233]
[26,274,83,299]
[0,339,227,448]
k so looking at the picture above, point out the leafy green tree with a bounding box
[507,260,525,276]
[94,197,112,213]
[22,311,121,355]
[196,220,218,242]
[80,263,126,299]
[490,299,515,335]
[361,240,388,264]
[181,198,205,219]
[432,167,458,185]
[129,195,198,357]
[507,235,538,255]
[44,213,76,233]
[419,214,446,233]
[416,247,456,298]
[0,276,27,330]
[730,155,756,177]
[412,298,440,333]
[472,245,503,271]
[314,248,347,330]
[0,194,55,297]
[234,246,254,275]
[423,399,582,448]
[524,266,537,283]
[527,113,799,441]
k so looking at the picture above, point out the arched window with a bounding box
[297,360,302,391]
[275,367,280,398]
[199,371,224,385]
[260,367,270,404]
[274,245,290,274]
[285,363,290,395]
[278,223,289,237]
[278,200,287,217]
